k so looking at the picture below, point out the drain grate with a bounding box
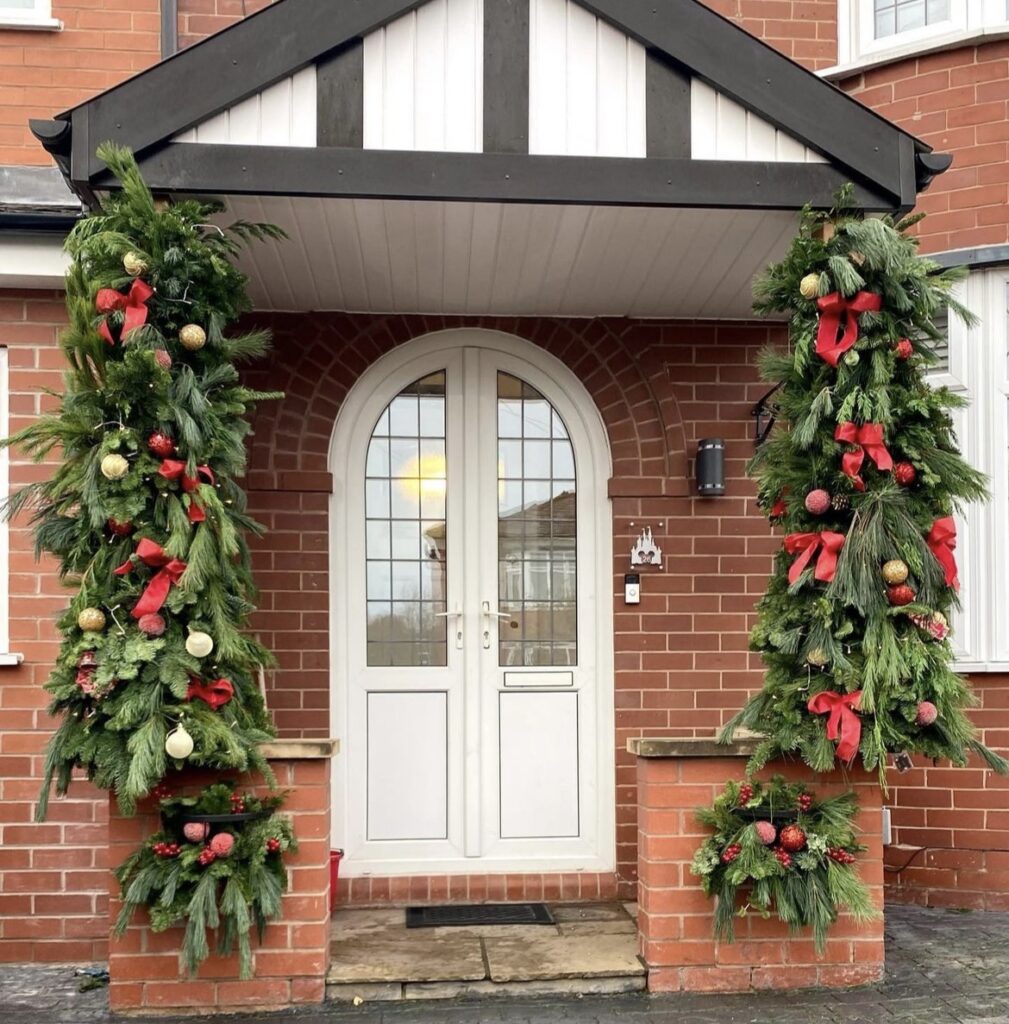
[406,903,555,928]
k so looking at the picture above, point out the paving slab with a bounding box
[403,976,646,1000]
[556,917,637,936]
[327,933,486,984]
[483,932,645,982]
[330,907,405,937]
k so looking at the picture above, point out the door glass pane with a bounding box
[366,373,447,667]
[497,373,577,667]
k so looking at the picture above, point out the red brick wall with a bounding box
[700,0,838,70]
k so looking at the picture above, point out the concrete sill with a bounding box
[628,733,762,759]
[0,16,61,30]
[0,652,24,666]
[259,738,340,760]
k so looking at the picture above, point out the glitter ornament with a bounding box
[843,349,860,367]
[78,607,106,632]
[754,821,777,845]
[799,273,821,300]
[806,648,830,668]
[894,461,917,486]
[895,338,913,360]
[100,453,129,480]
[147,431,175,458]
[154,348,173,370]
[138,613,166,637]
[778,824,807,853]
[916,701,939,726]
[183,821,210,843]
[804,489,831,516]
[888,583,916,607]
[107,518,133,536]
[179,324,206,351]
[209,833,235,857]
[185,631,214,658]
[165,723,194,759]
[882,559,910,585]
[123,251,148,276]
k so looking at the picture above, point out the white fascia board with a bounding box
[0,235,69,290]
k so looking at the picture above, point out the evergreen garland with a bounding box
[690,777,878,952]
[115,781,296,979]
[721,192,1009,784]
[4,145,286,817]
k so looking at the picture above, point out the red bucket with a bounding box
[329,849,344,911]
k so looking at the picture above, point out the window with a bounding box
[0,0,60,29]
[873,0,950,38]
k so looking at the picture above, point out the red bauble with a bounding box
[138,613,166,637]
[147,431,175,458]
[895,338,913,360]
[754,821,777,845]
[916,701,938,726]
[154,349,173,370]
[209,833,235,857]
[888,584,916,607]
[804,489,831,516]
[894,462,917,486]
[778,824,807,853]
[107,518,133,536]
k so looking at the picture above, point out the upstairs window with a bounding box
[0,0,60,29]
[873,0,950,38]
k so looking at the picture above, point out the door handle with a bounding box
[482,601,516,649]
[436,605,464,650]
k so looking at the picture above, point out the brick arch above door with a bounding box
[242,314,691,498]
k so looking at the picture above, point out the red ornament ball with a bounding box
[888,584,916,607]
[738,783,754,806]
[778,824,807,853]
[107,518,133,536]
[209,833,235,858]
[754,821,777,846]
[154,349,173,370]
[138,613,166,637]
[895,338,914,360]
[183,821,210,843]
[894,462,917,486]
[147,431,175,458]
[721,843,742,864]
[916,701,939,726]
[266,837,281,854]
[804,489,831,516]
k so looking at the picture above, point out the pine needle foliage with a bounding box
[691,777,879,953]
[721,190,1008,783]
[6,145,286,818]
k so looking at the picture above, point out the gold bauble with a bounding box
[100,453,129,480]
[123,251,148,277]
[165,723,194,760]
[78,607,106,632]
[806,648,830,668]
[882,559,910,585]
[185,631,214,659]
[799,273,821,300]
[179,324,207,351]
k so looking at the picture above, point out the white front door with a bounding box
[331,330,614,876]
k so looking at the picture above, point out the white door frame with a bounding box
[328,328,615,876]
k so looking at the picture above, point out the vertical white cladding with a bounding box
[691,80,827,163]
[363,0,484,152]
[529,0,646,157]
[174,68,317,146]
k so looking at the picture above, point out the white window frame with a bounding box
[834,0,1009,73]
[0,347,20,664]
[0,0,61,31]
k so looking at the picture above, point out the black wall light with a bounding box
[696,438,726,496]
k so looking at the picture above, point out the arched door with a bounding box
[330,330,614,876]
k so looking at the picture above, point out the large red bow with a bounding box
[834,422,893,492]
[114,538,187,619]
[96,280,153,346]
[816,291,881,367]
[783,531,846,585]
[158,459,216,522]
[927,516,959,591]
[186,677,234,711]
[807,690,863,763]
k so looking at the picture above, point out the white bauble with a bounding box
[165,723,194,759]
[185,631,214,658]
[100,453,129,480]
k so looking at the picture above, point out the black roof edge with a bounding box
[916,151,954,194]
[30,117,100,210]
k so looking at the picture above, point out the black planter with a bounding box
[171,809,271,827]
[734,807,800,823]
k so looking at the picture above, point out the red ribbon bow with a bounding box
[158,459,216,522]
[96,280,154,346]
[927,516,959,591]
[114,538,187,619]
[815,291,881,367]
[834,422,893,492]
[807,690,863,763]
[784,531,846,585]
[186,677,234,711]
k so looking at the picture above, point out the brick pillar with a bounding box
[633,738,884,994]
[107,741,335,1015]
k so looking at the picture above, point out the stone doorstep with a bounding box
[325,975,648,1003]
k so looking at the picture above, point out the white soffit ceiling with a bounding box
[223,196,799,320]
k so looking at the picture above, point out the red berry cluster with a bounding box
[738,783,754,806]
[152,841,181,858]
[230,793,246,813]
[773,847,793,869]
[265,837,281,854]
[721,843,742,864]
[151,782,172,802]
[197,847,217,867]
[797,793,813,812]
[827,847,856,865]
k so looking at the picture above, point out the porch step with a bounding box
[326,902,645,1003]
